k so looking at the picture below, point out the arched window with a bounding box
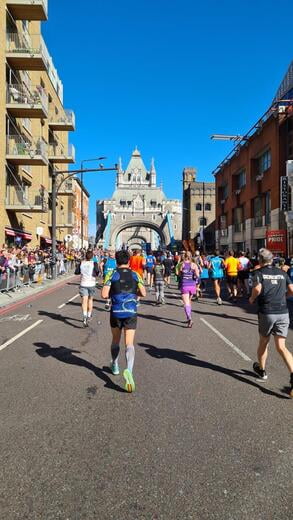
[205,203,211,211]
[195,203,202,211]
[199,217,207,226]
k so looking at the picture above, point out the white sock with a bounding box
[125,345,135,373]
[87,312,91,318]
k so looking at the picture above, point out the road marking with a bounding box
[0,320,43,352]
[0,314,31,323]
[57,293,79,309]
[200,318,252,362]
[67,294,79,303]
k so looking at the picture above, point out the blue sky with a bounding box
[42,0,293,235]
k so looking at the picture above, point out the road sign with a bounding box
[280,176,289,211]
[64,234,72,242]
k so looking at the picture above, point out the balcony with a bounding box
[6,32,50,71]
[6,187,48,212]
[6,83,48,118]
[49,109,75,131]
[48,142,75,164]
[48,214,74,228]
[6,135,48,165]
[56,179,75,195]
[6,0,47,20]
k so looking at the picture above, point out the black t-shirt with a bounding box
[253,265,291,314]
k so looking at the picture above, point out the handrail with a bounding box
[6,134,47,157]
[48,142,75,160]
[6,187,48,210]
[49,108,75,126]
[6,82,48,112]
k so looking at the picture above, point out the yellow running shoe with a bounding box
[123,369,135,393]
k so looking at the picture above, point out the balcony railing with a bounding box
[48,142,75,163]
[6,135,47,164]
[6,32,50,70]
[6,0,48,21]
[6,82,48,116]
[49,109,75,130]
[6,187,48,212]
[57,179,75,194]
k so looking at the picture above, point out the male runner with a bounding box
[129,249,145,278]
[79,250,99,327]
[249,248,293,397]
[102,250,146,392]
[209,250,225,304]
[224,250,240,302]
[145,250,156,287]
[101,250,117,310]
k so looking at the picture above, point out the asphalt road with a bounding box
[0,277,292,520]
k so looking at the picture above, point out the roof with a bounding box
[273,60,293,102]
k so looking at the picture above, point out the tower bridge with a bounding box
[96,148,182,250]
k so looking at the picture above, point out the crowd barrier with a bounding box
[0,259,77,294]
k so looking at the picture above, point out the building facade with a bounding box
[182,167,216,250]
[72,177,89,249]
[1,0,76,248]
[96,148,182,250]
[214,62,293,255]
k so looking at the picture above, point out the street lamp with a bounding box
[80,157,107,248]
[51,162,117,279]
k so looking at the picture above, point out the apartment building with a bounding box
[182,167,216,250]
[214,62,293,255]
[1,0,76,248]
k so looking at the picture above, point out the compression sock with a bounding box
[125,345,135,373]
[87,312,92,318]
[111,344,120,364]
[184,304,192,320]
[83,311,87,319]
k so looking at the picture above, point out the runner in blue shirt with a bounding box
[209,250,225,305]
[102,251,117,310]
[145,251,156,288]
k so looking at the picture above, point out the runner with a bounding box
[209,250,225,304]
[163,253,173,287]
[101,250,146,393]
[129,249,146,278]
[224,250,241,302]
[79,250,99,327]
[180,251,200,327]
[249,248,293,397]
[237,251,251,296]
[153,256,165,305]
[145,250,156,287]
[101,251,117,310]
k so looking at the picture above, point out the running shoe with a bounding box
[187,319,193,328]
[217,297,223,305]
[110,362,120,376]
[83,317,88,328]
[253,362,267,381]
[105,302,110,311]
[123,369,135,393]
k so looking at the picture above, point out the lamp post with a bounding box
[51,163,117,279]
[80,157,106,248]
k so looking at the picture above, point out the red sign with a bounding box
[266,230,287,254]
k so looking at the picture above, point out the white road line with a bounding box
[200,317,252,362]
[58,293,79,309]
[67,294,79,303]
[0,320,43,352]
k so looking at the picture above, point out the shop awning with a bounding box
[41,236,52,244]
[5,228,32,240]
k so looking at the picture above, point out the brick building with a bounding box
[182,167,216,251]
[1,1,77,248]
[214,62,293,256]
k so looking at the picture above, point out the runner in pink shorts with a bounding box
[179,251,200,328]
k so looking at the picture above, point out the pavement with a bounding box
[0,278,292,520]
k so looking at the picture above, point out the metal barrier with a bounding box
[0,260,77,294]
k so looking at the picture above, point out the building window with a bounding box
[120,200,126,207]
[195,203,202,211]
[205,203,211,211]
[22,118,32,134]
[265,191,271,225]
[152,214,156,221]
[237,169,246,189]
[199,217,207,226]
[257,149,271,175]
[234,207,243,232]
[174,224,177,230]
[219,184,228,201]
[150,200,157,208]
[122,214,126,220]
[254,196,263,227]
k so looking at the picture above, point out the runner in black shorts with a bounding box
[102,250,146,392]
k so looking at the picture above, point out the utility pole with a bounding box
[202,181,205,251]
[51,165,117,279]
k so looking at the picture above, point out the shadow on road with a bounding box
[137,312,186,327]
[34,342,125,393]
[38,310,82,329]
[138,342,289,399]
